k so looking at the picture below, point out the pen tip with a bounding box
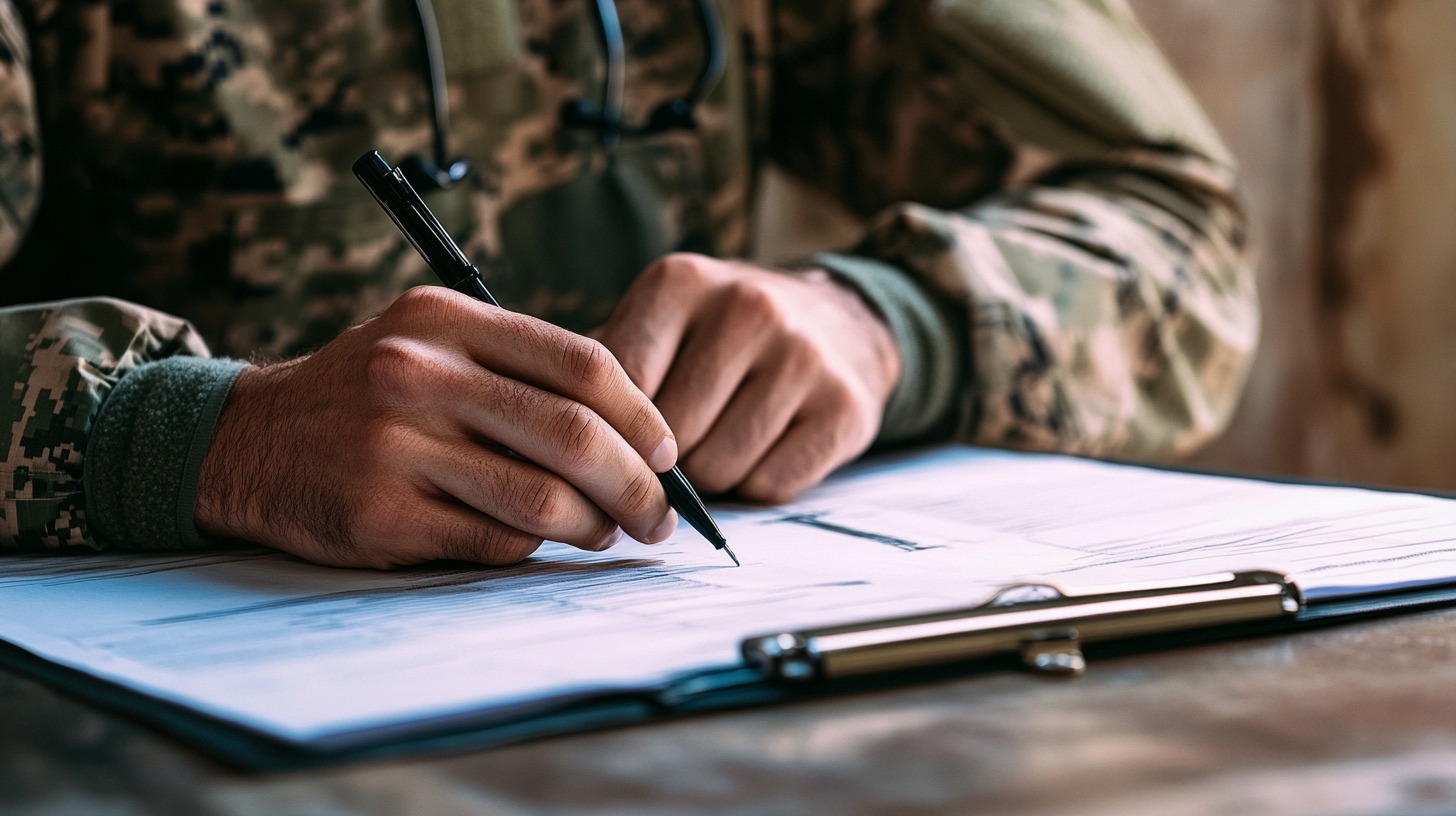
[722,543,740,567]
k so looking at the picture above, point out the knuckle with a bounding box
[560,336,619,395]
[615,471,662,522]
[618,399,663,450]
[776,337,823,384]
[819,379,860,415]
[654,253,714,288]
[727,281,781,326]
[397,284,446,306]
[515,477,572,529]
[364,338,437,400]
[391,285,458,321]
[550,402,607,471]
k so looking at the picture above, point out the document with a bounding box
[3,447,1455,747]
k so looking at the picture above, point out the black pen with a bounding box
[352,150,737,566]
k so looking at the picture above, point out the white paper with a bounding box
[3,447,1455,745]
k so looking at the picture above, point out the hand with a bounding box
[596,253,901,503]
[195,286,679,568]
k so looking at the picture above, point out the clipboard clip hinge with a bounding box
[1019,631,1086,676]
[742,569,1303,683]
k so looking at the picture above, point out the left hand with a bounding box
[596,253,901,503]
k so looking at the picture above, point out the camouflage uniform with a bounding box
[0,0,1257,551]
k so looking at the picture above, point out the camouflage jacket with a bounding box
[0,0,1257,551]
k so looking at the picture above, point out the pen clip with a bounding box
[741,570,1303,682]
[382,170,474,273]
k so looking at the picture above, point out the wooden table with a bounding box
[5,605,1456,815]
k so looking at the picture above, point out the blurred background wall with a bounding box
[1138,0,1456,492]
[756,0,1456,492]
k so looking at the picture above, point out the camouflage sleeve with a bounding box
[770,0,1258,457]
[0,299,245,551]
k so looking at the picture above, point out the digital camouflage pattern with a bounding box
[0,0,1257,549]
[0,299,210,548]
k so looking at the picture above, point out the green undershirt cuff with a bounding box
[84,357,248,550]
[811,252,963,446]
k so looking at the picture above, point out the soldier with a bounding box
[0,0,1256,567]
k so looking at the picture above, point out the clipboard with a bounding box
[7,446,1456,770]
[4,566,1456,770]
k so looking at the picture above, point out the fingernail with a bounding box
[591,527,623,552]
[648,436,677,472]
[648,510,678,543]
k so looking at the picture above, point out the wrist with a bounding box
[808,252,963,445]
[194,364,270,542]
[795,266,903,406]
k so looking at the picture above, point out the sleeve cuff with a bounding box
[84,356,248,550]
[811,252,964,446]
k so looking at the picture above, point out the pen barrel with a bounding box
[451,273,500,307]
[742,571,1301,681]
[658,466,725,549]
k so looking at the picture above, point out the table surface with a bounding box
[5,605,1456,816]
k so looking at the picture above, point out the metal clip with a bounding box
[742,570,1303,682]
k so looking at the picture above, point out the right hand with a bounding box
[194,286,680,568]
